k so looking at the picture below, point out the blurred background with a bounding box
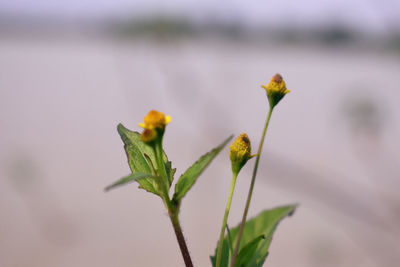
[1,0,400,266]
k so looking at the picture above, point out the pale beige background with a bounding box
[1,34,400,267]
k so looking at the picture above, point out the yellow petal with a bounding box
[165,115,172,124]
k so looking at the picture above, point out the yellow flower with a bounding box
[229,133,254,174]
[138,110,171,144]
[138,110,171,130]
[261,74,290,108]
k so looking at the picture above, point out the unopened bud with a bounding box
[261,74,290,108]
[229,133,253,174]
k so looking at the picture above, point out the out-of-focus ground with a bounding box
[1,12,400,267]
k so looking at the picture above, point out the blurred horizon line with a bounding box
[1,12,400,51]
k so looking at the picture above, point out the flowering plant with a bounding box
[105,74,296,267]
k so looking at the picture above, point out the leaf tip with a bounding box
[288,203,299,216]
[117,123,126,133]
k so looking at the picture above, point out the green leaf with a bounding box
[117,123,175,196]
[210,237,230,267]
[164,158,176,188]
[235,235,265,267]
[172,135,233,203]
[226,225,234,256]
[104,172,155,192]
[211,205,296,267]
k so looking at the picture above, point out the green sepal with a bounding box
[211,205,296,267]
[267,92,285,109]
[172,135,233,203]
[117,123,175,196]
[104,172,156,192]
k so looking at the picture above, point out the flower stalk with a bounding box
[154,140,194,267]
[216,133,254,267]
[230,107,273,267]
[231,73,289,267]
[215,172,238,267]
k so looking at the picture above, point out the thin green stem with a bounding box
[230,107,274,267]
[216,172,239,267]
[152,142,170,204]
[153,139,194,267]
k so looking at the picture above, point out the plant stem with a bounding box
[230,107,273,267]
[153,140,194,267]
[170,211,194,267]
[216,172,239,267]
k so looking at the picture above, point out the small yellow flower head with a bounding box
[261,73,290,108]
[138,110,171,130]
[229,133,253,174]
[138,110,171,144]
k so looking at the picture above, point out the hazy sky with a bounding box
[1,0,399,32]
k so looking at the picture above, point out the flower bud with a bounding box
[229,133,253,174]
[261,74,290,108]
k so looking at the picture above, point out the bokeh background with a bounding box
[1,1,400,266]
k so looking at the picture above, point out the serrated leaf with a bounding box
[117,123,175,196]
[164,158,176,188]
[173,135,233,203]
[104,172,155,192]
[211,205,296,267]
